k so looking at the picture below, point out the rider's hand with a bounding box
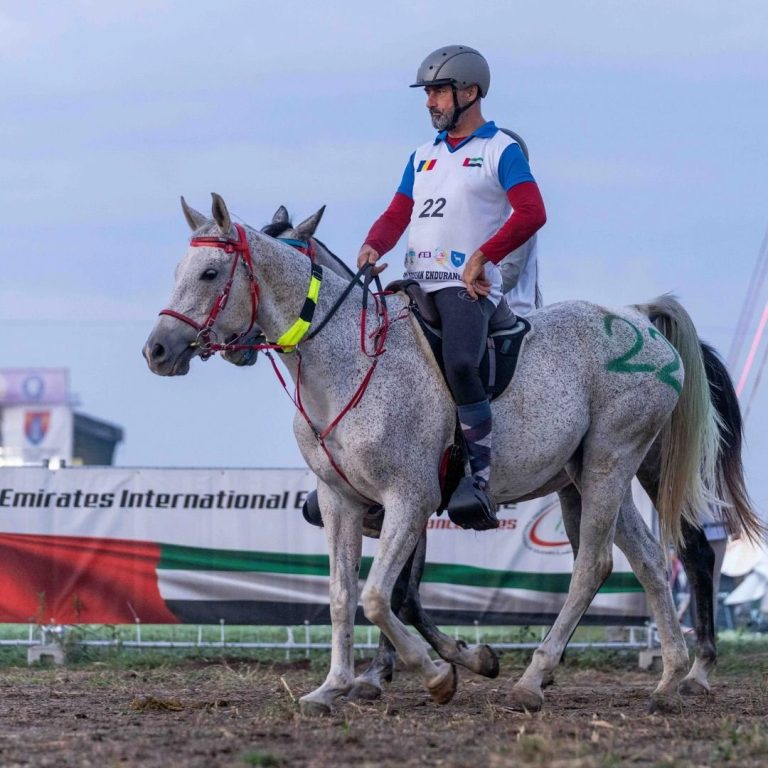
[357,244,388,277]
[463,250,491,300]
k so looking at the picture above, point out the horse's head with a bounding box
[143,193,261,376]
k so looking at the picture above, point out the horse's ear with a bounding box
[211,192,232,234]
[272,206,290,225]
[180,196,207,231]
[294,205,326,240]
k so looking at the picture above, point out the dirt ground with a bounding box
[0,648,766,768]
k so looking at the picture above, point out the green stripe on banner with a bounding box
[158,544,642,594]
[159,544,330,576]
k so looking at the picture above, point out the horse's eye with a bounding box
[201,268,218,281]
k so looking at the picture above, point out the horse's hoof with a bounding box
[679,678,711,697]
[475,644,500,679]
[298,697,333,717]
[508,685,544,712]
[346,681,383,702]
[648,693,683,715]
[426,663,458,705]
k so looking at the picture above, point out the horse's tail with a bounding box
[634,294,721,546]
[701,341,766,543]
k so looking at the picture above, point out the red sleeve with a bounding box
[480,181,547,265]
[363,192,414,256]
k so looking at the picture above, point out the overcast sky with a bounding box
[2,1,768,516]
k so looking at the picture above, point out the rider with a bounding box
[357,44,546,526]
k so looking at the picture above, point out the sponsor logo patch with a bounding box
[463,157,483,168]
[450,250,466,267]
[433,247,448,267]
[417,250,432,259]
[522,501,571,555]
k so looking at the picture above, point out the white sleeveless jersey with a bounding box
[398,122,535,307]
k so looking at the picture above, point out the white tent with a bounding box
[723,538,768,613]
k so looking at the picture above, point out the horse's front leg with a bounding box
[299,482,364,716]
[347,538,417,701]
[361,495,458,705]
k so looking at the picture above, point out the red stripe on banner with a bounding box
[0,533,179,624]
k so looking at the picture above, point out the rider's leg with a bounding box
[433,287,497,524]
[434,288,499,531]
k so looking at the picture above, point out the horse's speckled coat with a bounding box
[145,195,720,715]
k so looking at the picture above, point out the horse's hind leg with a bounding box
[508,466,626,712]
[613,494,690,713]
[637,468,718,696]
[400,530,499,679]
[677,520,717,695]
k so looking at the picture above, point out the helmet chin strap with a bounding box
[446,85,480,133]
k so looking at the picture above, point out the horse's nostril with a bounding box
[152,342,166,360]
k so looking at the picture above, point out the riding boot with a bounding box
[447,399,499,531]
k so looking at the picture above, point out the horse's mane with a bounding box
[261,220,291,238]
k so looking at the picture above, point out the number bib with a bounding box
[403,129,521,302]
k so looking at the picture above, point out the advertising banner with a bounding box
[0,466,650,626]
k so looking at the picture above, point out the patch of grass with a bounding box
[517,733,553,764]
[242,750,282,767]
[712,718,768,763]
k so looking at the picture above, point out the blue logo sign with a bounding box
[23,375,45,400]
[450,250,466,267]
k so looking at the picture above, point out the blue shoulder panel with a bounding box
[396,152,416,199]
[498,142,535,191]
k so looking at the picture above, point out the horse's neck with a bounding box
[249,232,364,366]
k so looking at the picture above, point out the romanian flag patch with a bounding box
[417,159,437,172]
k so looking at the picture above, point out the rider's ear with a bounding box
[211,192,232,235]
[272,206,290,226]
[295,205,326,240]
[180,197,207,231]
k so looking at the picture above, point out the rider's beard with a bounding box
[430,107,454,132]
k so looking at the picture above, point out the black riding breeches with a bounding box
[432,286,495,405]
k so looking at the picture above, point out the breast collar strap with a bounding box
[274,262,323,351]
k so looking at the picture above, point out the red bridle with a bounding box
[158,223,395,502]
[159,223,260,360]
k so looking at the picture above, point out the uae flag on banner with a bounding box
[0,532,644,626]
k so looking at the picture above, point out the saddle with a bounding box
[385,279,531,402]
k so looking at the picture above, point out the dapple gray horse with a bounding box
[145,194,723,715]
[249,205,762,701]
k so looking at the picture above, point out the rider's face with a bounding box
[424,84,476,131]
[425,85,455,130]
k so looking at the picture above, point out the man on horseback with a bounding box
[357,44,547,525]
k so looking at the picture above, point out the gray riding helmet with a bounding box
[410,45,490,97]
